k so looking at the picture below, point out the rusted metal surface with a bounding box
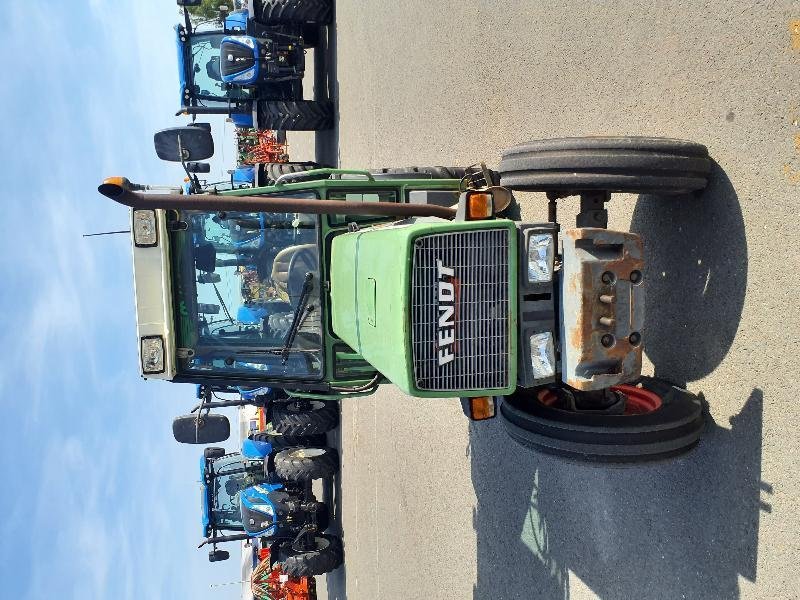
[98,179,458,219]
[560,227,645,391]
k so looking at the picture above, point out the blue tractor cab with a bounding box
[175,0,333,131]
[198,441,343,577]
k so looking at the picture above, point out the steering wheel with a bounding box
[286,248,318,299]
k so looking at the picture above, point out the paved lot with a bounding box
[295,3,800,598]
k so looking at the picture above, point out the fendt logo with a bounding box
[436,260,456,366]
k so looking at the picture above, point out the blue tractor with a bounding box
[199,439,343,576]
[176,0,334,131]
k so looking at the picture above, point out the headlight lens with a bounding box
[133,210,158,247]
[527,233,554,283]
[529,332,556,379]
[141,336,165,374]
[233,67,257,83]
[255,502,274,517]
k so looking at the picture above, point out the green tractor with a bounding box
[103,126,710,461]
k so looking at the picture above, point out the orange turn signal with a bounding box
[466,192,494,220]
[466,396,496,420]
[102,176,131,190]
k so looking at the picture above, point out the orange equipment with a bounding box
[251,548,317,600]
[237,129,289,165]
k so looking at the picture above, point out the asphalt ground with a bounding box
[292,3,800,599]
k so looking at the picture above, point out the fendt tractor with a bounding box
[102,126,711,462]
[198,436,342,576]
[175,0,333,131]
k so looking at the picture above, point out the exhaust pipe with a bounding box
[98,177,458,220]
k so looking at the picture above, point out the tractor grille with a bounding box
[411,229,510,391]
[220,40,256,77]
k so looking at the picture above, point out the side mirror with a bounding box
[172,413,231,444]
[186,162,211,173]
[208,549,230,562]
[154,126,214,162]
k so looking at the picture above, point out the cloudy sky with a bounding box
[0,2,242,598]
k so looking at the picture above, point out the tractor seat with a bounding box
[206,56,222,82]
[271,244,317,297]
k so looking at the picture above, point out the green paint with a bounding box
[330,218,518,398]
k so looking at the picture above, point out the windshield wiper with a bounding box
[280,273,315,365]
[211,282,235,325]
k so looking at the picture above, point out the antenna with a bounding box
[82,230,130,238]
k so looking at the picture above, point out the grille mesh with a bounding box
[411,229,510,391]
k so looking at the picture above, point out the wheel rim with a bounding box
[289,400,327,413]
[289,448,326,459]
[537,385,663,416]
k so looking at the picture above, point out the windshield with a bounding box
[208,454,265,530]
[170,201,324,381]
[188,33,251,101]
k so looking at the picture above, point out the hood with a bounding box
[329,218,517,397]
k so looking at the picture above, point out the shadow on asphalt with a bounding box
[314,14,340,168]
[471,163,770,599]
[630,161,747,386]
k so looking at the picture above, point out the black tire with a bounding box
[274,446,339,481]
[370,166,466,180]
[499,377,704,462]
[257,0,333,25]
[260,161,328,184]
[272,400,339,436]
[257,100,334,131]
[250,430,326,450]
[498,137,711,194]
[281,534,343,577]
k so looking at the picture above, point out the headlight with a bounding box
[529,332,556,379]
[527,233,554,283]
[255,502,274,517]
[132,210,158,247]
[232,67,257,83]
[234,36,255,49]
[140,336,165,374]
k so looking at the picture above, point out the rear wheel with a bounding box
[499,377,704,462]
[274,446,339,481]
[370,165,466,180]
[257,0,333,25]
[272,400,339,436]
[499,137,711,194]
[281,534,343,577]
[257,100,334,131]
[250,430,326,451]
[259,161,329,184]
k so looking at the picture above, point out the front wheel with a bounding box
[499,377,704,462]
[498,136,711,195]
[274,446,339,481]
[281,534,343,577]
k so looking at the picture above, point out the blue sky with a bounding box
[0,2,242,598]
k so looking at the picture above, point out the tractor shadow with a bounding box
[470,163,769,599]
[323,403,346,600]
[314,13,340,168]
